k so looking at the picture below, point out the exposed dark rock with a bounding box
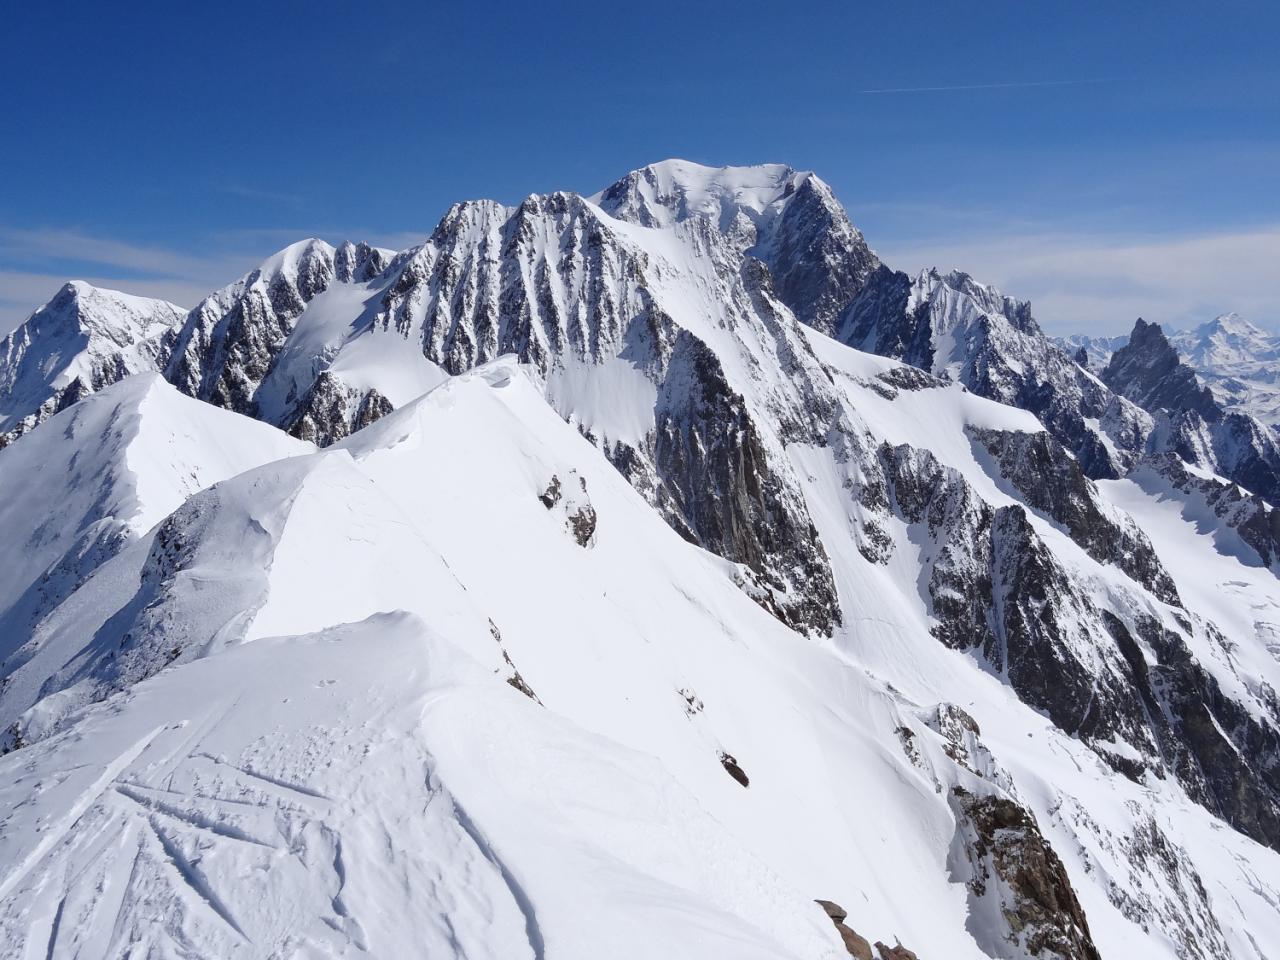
[718,751,749,787]
[751,174,879,337]
[1103,318,1280,505]
[1103,319,1220,422]
[840,267,1150,480]
[874,943,918,960]
[1103,611,1280,850]
[950,787,1101,960]
[284,373,394,446]
[489,619,541,704]
[165,240,336,414]
[538,472,597,547]
[655,333,840,636]
[1105,813,1231,960]
[567,502,597,547]
[875,363,944,394]
[333,240,389,283]
[1140,451,1280,567]
[538,475,563,510]
[970,426,1179,603]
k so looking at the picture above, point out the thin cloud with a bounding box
[0,223,430,337]
[879,225,1280,335]
[860,78,1110,94]
[215,183,308,207]
[0,226,225,279]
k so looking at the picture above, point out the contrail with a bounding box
[860,78,1110,94]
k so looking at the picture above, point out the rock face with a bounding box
[165,239,343,414]
[538,471,598,547]
[282,373,394,446]
[1104,611,1280,850]
[840,267,1151,479]
[864,431,1280,846]
[1103,318,1280,505]
[591,158,880,339]
[1103,318,1221,421]
[969,427,1179,602]
[951,787,1101,960]
[6,160,1280,959]
[814,900,874,959]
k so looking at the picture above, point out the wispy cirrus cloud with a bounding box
[0,223,431,336]
[0,226,266,334]
[860,78,1112,95]
[879,225,1280,335]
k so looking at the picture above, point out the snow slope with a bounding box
[0,373,310,653]
[3,359,1278,959]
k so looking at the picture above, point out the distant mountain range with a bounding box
[1060,312,1280,426]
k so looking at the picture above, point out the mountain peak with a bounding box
[591,159,812,229]
[1102,317,1220,421]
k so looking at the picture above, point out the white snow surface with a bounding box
[0,373,310,633]
[1,358,1277,958]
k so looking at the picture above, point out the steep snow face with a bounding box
[0,374,310,654]
[0,281,186,441]
[800,330,1280,856]
[842,267,1153,479]
[0,615,845,960]
[593,159,881,335]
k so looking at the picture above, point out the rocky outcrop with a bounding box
[333,240,389,283]
[718,751,750,787]
[814,901,874,959]
[1104,318,1280,505]
[654,334,840,635]
[1104,611,1280,850]
[1103,318,1220,422]
[950,787,1101,960]
[874,943,918,960]
[165,239,339,413]
[0,283,185,442]
[592,160,880,340]
[840,268,1151,479]
[283,372,394,446]
[538,471,599,548]
[1139,451,1280,568]
[868,437,1280,847]
[970,427,1179,602]
[874,442,1158,770]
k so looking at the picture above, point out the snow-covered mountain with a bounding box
[2,160,1279,960]
[0,282,186,446]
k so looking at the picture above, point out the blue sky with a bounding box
[2,0,1277,335]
